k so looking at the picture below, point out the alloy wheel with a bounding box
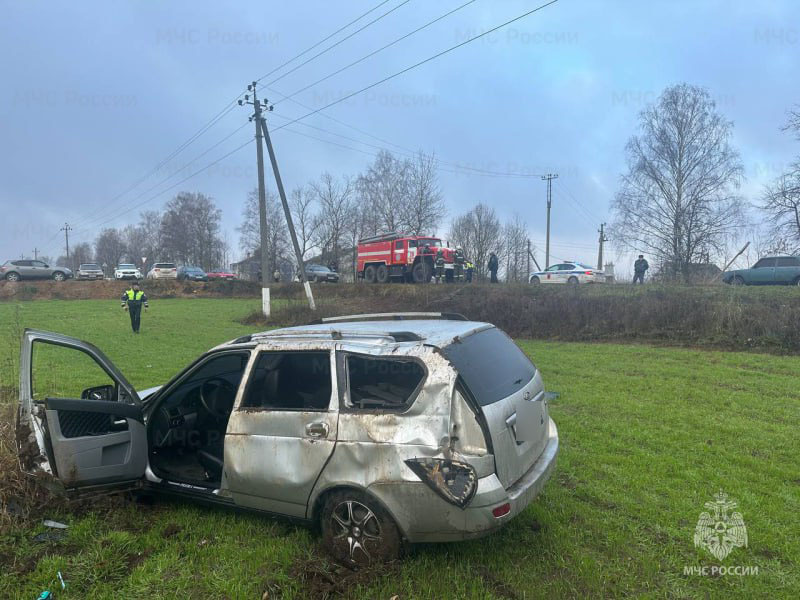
[329,499,383,565]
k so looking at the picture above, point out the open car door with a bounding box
[16,329,147,492]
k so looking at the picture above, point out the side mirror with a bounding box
[81,383,116,401]
[44,264,50,268]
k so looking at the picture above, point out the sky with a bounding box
[0,0,798,275]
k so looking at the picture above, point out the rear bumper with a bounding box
[373,418,559,543]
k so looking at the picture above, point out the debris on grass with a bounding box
[43,519,68,529]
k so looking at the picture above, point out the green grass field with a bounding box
[1,299,798,599]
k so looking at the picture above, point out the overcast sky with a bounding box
[1,0,797,271]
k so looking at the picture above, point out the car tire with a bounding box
[530,276,540,285]
[376,264,389,284]
[567,276,578,285]
[320,490,403,567]
[52,272,65,282]
[364,265,377,283]
[732,276,745,286]
[5,272,20,282]
[412,261,431,283]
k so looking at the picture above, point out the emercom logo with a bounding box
[693,490,748,561]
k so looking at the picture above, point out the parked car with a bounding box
[207,270,237,280]
[76,263,104,280]
[301,264,340,283]
[114,264,143,280]
[147,262,178,279]
[17,314,558,566]
[530,262,605,285]
[722,256,800,286]
[1,260,73,282]
[177,266,209,282]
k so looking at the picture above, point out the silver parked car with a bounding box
[1,259,73,281]
[16,314,558,565]
[76,263,105,280]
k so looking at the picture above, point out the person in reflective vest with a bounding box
[121,282,149,333]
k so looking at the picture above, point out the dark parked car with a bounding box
[722,256,800,286]
[302,264,340,283]
[1,260,73,282]
[177,266,209,281]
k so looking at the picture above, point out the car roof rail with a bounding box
[251,329,423,343]
[310,312,468,325]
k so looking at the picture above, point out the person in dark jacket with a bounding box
[434,249,445,283]
[121,282,149,333]
[488,252,499,283]
[633,255,649,284]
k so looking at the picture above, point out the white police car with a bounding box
[530,262,605,285]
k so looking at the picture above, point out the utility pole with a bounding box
[240,81,316,312]
[60,223,72,261]
[33,248,38,260]
[527,239,531,278]
[541,174,558,268]
[239,84,272,317]
[597,223,608,271]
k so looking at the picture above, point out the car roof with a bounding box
[220,315,492,350]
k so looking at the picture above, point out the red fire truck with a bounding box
[356,232,456,283]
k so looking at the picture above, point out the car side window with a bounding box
[241,351,332,411]
[545,265,561,272]
[776,257,800,267]
[343,355,425,412]
[395,241,404,250]
[560,264,576,271]
[408,240,418,248]
[159,352,250,412]
[753,258,775,268]
[33,261,47,268]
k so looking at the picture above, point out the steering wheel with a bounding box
[200,377,237,421]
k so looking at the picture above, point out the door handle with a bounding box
[305,422,329,438]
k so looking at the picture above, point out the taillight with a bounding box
[585,271,593,275]
[492,503,511,518]
[405,458,477,507]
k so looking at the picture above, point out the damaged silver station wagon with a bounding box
[16,313,558,565]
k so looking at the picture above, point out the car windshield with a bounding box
[80,264,99,269]
[310,265,330,272]
[184,267,203,273]
[118,264,135,269]
[419,239,442,247]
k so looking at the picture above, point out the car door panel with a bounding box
[17,329,145,490]
[749,259,776,284]
[224,345,338,518]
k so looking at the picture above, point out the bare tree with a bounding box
[401,151,446,235]
[159,192,224,269]
[610,83,744,280]
[762,106,800,252]
[448,203,503,281]
[503,215,530,282]
[94,228,127,271]
[312,173,354,271]
[356,150,409,235]
[290,185,320,262]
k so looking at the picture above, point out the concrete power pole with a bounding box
[240,84,272,317]
[597,223,608,270]
[541,174,558,268]
[33,248,38,260]
[60,223,72,262]
[240,82,316,312]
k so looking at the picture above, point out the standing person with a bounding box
[465,260,474,283]
[121,282,148,333]
[454,247,465,281]
[272,268,281,283]
[434,249,445,284]
[488,252,499,283]
[633,254,649,284]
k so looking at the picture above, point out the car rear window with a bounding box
[443,327,536,406]
[155,263,176,268]
[80,264,99,269]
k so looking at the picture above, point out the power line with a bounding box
[282,0,478,103]
[68,120,252,237]
[271,0,561,129]
[254,0,397,84]
[271,110,545,178]
[259,0,414,88]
